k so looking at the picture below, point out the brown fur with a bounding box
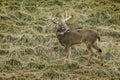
[56,28,102,64]
[57,29,100,46]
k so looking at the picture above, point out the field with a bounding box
[0,0,120,80]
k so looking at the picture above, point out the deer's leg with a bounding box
[65,46,71,63]
[92,44,102,62]
[68,47,71,63]
[92,44,102,53]
[86,45,94,65]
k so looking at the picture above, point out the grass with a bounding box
[0,0,120,80]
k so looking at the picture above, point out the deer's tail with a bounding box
[98,36,100,42]
[96,32,101,45]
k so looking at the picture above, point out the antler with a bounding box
[45,11,73,25]
[47,12,59,24]
[62,11,73,23]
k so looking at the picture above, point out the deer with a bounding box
[46,11,102,65]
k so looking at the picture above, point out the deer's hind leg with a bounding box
[86,44,94,65]
[92,44,102,62]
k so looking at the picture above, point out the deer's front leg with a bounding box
[65,46,71,63]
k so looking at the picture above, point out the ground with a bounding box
[0,0,120,80]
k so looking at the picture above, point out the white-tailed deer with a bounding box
[47,12,102,64]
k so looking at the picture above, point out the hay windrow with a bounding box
[0,0,120,80]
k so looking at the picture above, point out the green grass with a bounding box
[0,0,120,80]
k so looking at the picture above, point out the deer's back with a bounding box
[78,29,99,44]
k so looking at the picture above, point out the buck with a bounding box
[47,12,102,64]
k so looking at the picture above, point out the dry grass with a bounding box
[0,0,120,80]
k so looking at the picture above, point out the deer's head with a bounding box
[47,11,73,35]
